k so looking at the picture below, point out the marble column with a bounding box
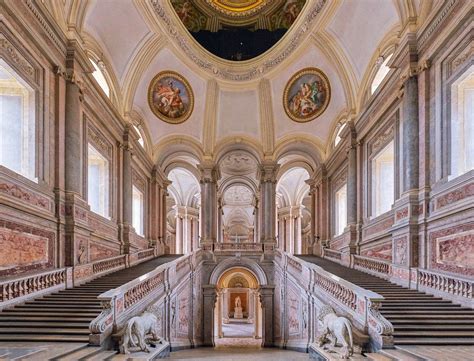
[403,75,419,192]
[259,286,275,347]
[198,163,220,249]
[175,214,183,254]
[259,161,280,247]
[347,137,357,226]
[202,285,217,346]
[217,198,223,243]
[294,209,302,255]
[306,179,318,255]
[122,135,133,254]
[63,59,89,266]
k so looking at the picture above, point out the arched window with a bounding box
[450,66,474,177]
[133,125,144,147]
[372,141,394,216]
[371,54,393,94]
[87,144,110,218]
[90,59,110,97]
[0,61,36,180]
[334,183,347,236]
[132,185,144,236]
[334,122,347,147]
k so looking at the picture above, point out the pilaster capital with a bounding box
[258,160,280,183]
[198,161,220,183]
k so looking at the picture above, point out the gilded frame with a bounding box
[283,67,331,123]
[148,71,194,124]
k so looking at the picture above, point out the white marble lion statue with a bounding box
[317,305,354,359]
[119,312,162,354]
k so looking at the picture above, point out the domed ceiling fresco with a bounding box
[170,0,307,60]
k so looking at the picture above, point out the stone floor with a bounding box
[169,347,310,360]
[222,321,255,337]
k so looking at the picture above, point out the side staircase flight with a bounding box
[299,256,474,346]
[0,255,179,343]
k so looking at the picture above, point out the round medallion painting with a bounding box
[148,71,194,124]
[283,67,331,123]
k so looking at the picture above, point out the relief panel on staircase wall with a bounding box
[360,240,392,261]
[287,285,300,336]
[89,241,120,262]
[430,226,474,276]
[0,221,54,276]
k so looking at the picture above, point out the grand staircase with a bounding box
[0,255,179,343]
[299,256,474,346]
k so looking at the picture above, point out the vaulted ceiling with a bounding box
[48,0,436,166]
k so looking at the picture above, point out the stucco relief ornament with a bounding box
[148,71,194,124]
[283,67,331,123]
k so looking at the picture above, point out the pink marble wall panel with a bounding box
[89,242,119,262]
[363,217,394,237]
[0,182,52,211]
[0,220,54,276]
[435,183,474,210]
[430,224,474,276]
[361,241,392,261]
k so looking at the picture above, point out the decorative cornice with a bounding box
[149,0,327,81]
[417,0,457,51]
[0,36,35,80]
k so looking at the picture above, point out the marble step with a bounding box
[53,345,103,361]
[15,304,103,310]
[0,327,90,335]
[0,321,90,328]
[4,307,101,314]
[0,311,99,317]
[394,330,474,337]
[380,299,451,303]
[43,295,101,300]
[58,289,106,293]
[394,338,474,345]
[381,310,474,315]
[390,319,474,325]
[0,315,94,321]
[0,334,89,342]
[84,350,119,360]
[381,306,467,311]
[30,300,101,305]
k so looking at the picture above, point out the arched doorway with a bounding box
[214,267,263,347]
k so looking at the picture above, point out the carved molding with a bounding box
[0,36,35,80]
[150,0,326,81]
[87,123,114,159]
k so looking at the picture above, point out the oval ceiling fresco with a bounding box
[170,0,307,61]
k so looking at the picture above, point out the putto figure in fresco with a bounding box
[289,79,326,117]
[152,80,185,119]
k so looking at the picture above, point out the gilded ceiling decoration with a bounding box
[151,0,326,79]
[148,71,194,124]
[169,0,307,61]
[283,67,331,123]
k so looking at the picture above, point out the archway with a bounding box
[214,267,263,347]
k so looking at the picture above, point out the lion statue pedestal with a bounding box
[119,312,164,355]
[316,305,355,359]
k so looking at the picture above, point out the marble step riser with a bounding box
[0,329,89,335]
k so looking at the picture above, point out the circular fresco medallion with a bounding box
[283,67,331,123]
[148,71,194,124]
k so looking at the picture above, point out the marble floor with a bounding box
[169,347,310,360]
[222,321,255,337]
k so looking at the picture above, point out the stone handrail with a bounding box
[323,248,343,261]
[353,254,392,278]
[214,242,264,252]
[417,268,473,307]
[92,255,127,274]
[89,253,194,345]
[282,252,393,350]
[0,268,66,309]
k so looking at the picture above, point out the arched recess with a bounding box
[82,32,123,108]
[127,109,153,155]
[274,134,325,167]
[357,26,400,110]
[203,258,273,347]
[214,137,264,167]
[166,166,201,255]
[276,166,311,255]
[154,135,204,170]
